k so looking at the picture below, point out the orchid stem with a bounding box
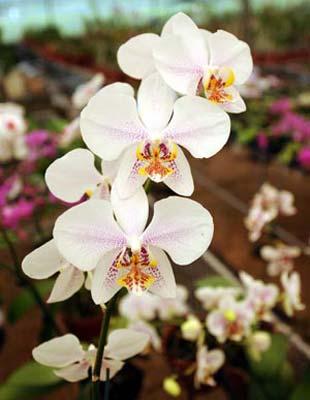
[92,293,119,400]
[0,226,61,335]
[144,179,153,194]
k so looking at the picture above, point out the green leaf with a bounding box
[195,275,236,288]
[8,280,54,323]
[290,368,310,400]
[0,361,63,400]
[247,333,289,379]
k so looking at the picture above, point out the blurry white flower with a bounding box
[245,183,296,242]
[128,320,161,352]
[45,148,120,203]
[0,102,27,162]
[53,187,213,303]
[119,291,159,321]
[81,72,230,198]
[195,286,240,310]
[72,73,105,110]
[281,272,305,316]
[22,239,86,303]
[260,244,301,276]
[195,346,225,387]
[32,330,148,382]
[181,315,203,342]
[206,295,254,343]
[240,272,278,320]
[157,285,189,320]
[237,67,279,99]
[118,12,252,113]
[247,331,271,361]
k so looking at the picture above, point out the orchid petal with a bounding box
[53,200,126,271]
[115,145,148,199]
[148,245,177,298]
[91,249,123,304]
[55,361,89,382]
[221,87,246,113]
[32,334,84,368]
[80,91,147,160]
[45,149,102,202]
[100,359,124,381]
[208,30,253,84]
[137,72,176,130]
[105,329,148,360]
[101,157,122,183]
[163,96,230,158]
[99,82,134,97]
[22,239,61,279]
[154,34,205,95]
[143,197,213,265]
[47,265,85,303]
[111,184,149,236]
[117,33,160,79]
[164,145,194,196]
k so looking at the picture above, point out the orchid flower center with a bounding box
[136,140,178,182]
[203,66,235,104]
[224,309,237,322]
[114,245,158,295]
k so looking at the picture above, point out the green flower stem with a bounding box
[92,293,119,400]
[0,226,62,335]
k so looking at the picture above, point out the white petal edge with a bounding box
[143,196,214,265]
[22,239,62,279]
[45,148,102,202]
[32,334,84,368]
[47,265,85,303]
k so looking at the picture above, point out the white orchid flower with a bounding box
[154,13,252,112]
[206,295,254,343]
[72,73,105,110]
[240,272,278,320]
[195,346,225,388]
[22,239,86,303]
[195,286,240,311]
[32,329,148,382]
[281,272,305,317]
[156,285,189,320]
[0,103,27,162]
[260,244,301,276]
[181,315,203,342]
[118,12,252,113]
[245,183,296,242]
[53,186,213,303]
[80,72,230,198]
[45,148,120,203]
[119,291,159,321]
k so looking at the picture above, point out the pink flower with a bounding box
[256,132,269,150]
[269,98,292,115]
[297,147,310,170]
[2,198,35,228]
[25,130,58,161]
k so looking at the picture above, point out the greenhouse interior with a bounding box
[0,0,309,399]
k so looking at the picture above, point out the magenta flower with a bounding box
[269,98,292,115]
[2,198,35,229]
[297,147,310,170]
[256,132,269,150]
[25,130,58,161]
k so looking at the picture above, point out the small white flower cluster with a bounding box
[0,102,28,162]
[245,182,296,242]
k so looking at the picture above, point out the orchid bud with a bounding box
[181,315,202,341]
